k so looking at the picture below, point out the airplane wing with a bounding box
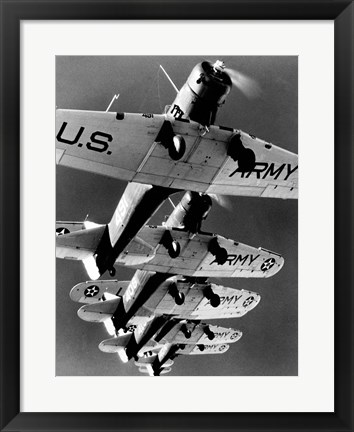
[149,321,242,346]
[70,280,130,303]
[143,281,261,319]
[99,321,237,376]
[56,110,298,199]
[136,342,230,375]
[117,225,284,278]
[56,223,284,278]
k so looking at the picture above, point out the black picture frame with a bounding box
[1,1,353,431]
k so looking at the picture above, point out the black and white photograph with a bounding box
[56,56,298,376]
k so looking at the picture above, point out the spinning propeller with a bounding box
[212,60,262,100]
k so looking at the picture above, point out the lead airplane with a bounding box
[56,190,284,280]
[56,60,298,199]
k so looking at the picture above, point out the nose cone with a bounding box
[212,60,226,73]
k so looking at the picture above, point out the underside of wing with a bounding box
[56,110,297,199]
[155,322,242,346]
[116,225,284,278]
[134,341,231,376]
[70,280,130,303]
[142,279,261,319]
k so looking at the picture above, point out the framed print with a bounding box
[1,0,353,431]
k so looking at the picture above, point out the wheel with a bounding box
[207,331,215,341]
[215,247,228,265]
[109,267,116,277]
[168,240,180,258]
[210,293,221,308]
[204,326,215,340]
[238,147,256,172]
[182,326,191,339]
[227,133,243,161]
[168,135,186,160]
[208,237,220,255]
[175,291,185,306]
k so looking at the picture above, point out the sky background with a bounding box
[56,56,298,376]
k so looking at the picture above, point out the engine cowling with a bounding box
[165,191,212,233]
[168,60,232,126]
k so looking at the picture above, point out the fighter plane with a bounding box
[100,321,243,376]
[56,59,298,199]
[56,190,284,280]
[133,343,233,376]
[70,274,256,375]
[72,275,261,327]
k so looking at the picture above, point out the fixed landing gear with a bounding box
[168,282,185,306]
[203,285,221,308]
[208,237,228,265]
[155,120,186,161]
[169,240,181,258]
[181,324,192,339]
[108,267,116,277]
[204,325,215,341]
[169,135,186,161]
[227,133,256,172]
[160,230,181,259]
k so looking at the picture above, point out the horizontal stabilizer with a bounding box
[99,334,132,353]
[56,221,85,235]
[56,225,106,261]
[77,297,121,322]
[70,280,130,303]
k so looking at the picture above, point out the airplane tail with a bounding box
[70,280,130,304]
[99,334,132,353]
[56,182,174,279]
[77,297,121,322]
[134,356,173,376]
[56,224,106,276]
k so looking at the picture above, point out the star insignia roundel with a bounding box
[56,227,70,236]
[261,257,276,272]
[84,285,100,297]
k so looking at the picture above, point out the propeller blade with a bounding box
[209,194,232,211]
[225,68,262,99]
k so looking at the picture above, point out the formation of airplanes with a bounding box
[56,58,298,376]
